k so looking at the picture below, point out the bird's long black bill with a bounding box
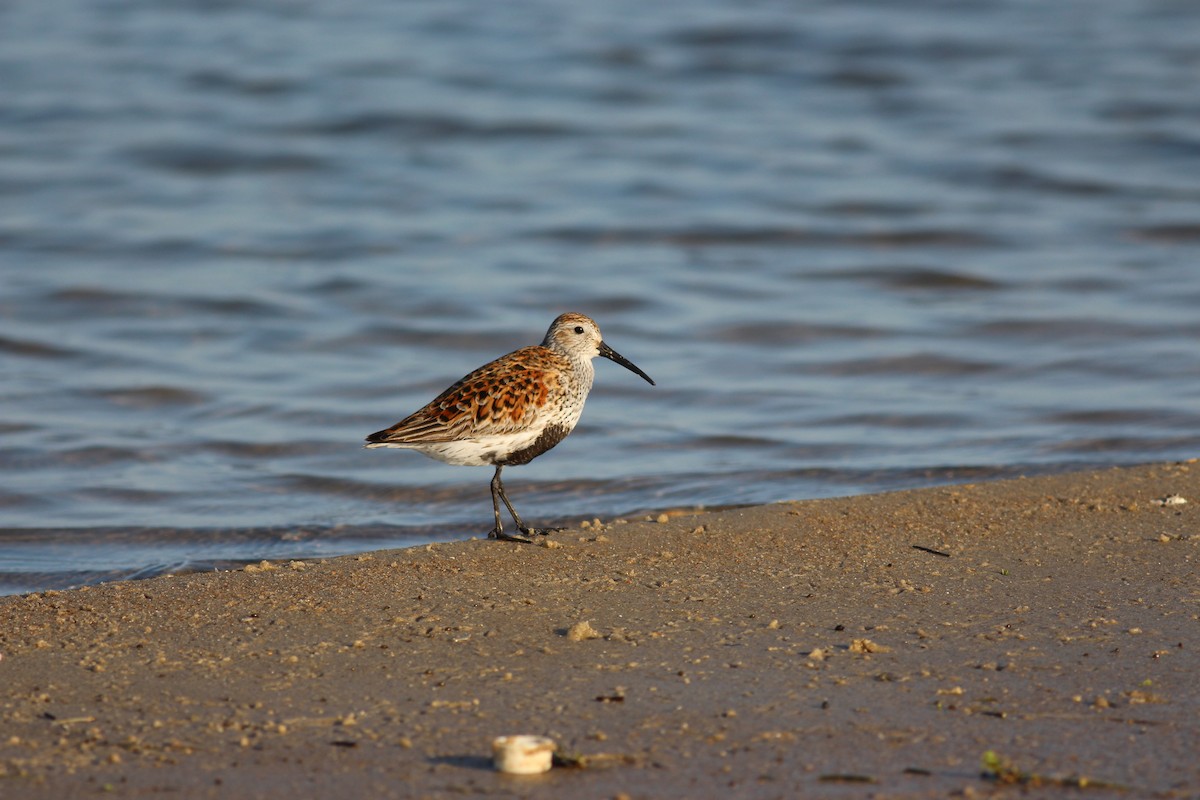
[599,341,655,385]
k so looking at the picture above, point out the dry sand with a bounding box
[1,462,1197,798]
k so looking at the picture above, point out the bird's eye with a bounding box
[573,326,585,334]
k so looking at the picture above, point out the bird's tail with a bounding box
[364,429,409,448]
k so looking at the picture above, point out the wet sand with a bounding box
[1,462,1197,798]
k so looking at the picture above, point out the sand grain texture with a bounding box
[1,463,1197,798]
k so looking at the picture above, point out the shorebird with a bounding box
[366,313,655,542]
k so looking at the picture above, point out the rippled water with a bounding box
[2,0,1199,594]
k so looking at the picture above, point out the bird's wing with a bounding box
[366,347,563,445]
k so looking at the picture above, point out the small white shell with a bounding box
[492,735,556,774]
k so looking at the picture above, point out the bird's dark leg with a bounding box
[489,466,532,543]
[489,465,562,542]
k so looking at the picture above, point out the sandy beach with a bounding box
[1,462,1196,798]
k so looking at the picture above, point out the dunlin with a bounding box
[366,313,654,542]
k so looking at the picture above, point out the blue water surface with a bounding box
[1,0,1199,592]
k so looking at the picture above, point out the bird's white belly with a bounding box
[414,427,568,467]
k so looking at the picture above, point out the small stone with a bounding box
[566,621,601,642]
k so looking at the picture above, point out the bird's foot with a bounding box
[519,526,563,537]
[489,527,533,544]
